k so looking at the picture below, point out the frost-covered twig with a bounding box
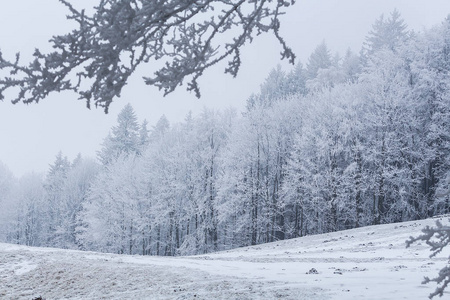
[0,0,296,113]
[406,219,450,298]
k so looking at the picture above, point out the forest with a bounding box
[0,11,449,257]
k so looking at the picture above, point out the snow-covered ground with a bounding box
[1,217,449,300]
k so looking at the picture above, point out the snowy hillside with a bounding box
[1,216,449,300]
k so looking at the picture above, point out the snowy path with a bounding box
[1,217,449,299]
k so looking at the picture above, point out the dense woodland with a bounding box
[1,11,449,256]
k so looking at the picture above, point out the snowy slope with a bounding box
[1,216,449,300]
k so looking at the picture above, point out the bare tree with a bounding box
[0,0,295,113]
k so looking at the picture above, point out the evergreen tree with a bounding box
[285,62,307,96]
[98,103,140,165]
[258,65,288,106]
[139,119,150,152]
[151,115,170,141]
[341,48,362,83]
[306,41,332,79]
[363,9,409,58]
[43,152,71,247]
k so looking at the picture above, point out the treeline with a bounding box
[0,11,449,256]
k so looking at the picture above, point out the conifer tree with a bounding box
[44,152,71,247]
[363,9,409,58]
[98,103,140,164]
[306,41,332,79]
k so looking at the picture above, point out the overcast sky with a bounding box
[0,0,449,177]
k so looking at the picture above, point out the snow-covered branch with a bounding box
[0,0,295,113]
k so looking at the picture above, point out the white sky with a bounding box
[0,0,449,177]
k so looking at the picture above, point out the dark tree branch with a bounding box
[406,219,450,299]
[0,0,296,113]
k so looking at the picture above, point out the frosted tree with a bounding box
[0,162,17,242]
[262,100,302,240]
[286,123,325,234]
[78,154,144,254]
[43,152,71,247]
[98,103,140,164]
[1,156,98,249]
[246,62,306,110]
[341,48,361,83]
[405,19,450,297]
[134,110,234,256]
[0,161,13,198]
[180,110,226,254]
[339,85,369,228]
[0,161,14,212]
[142,126,192,256]
[285,88,354,233]
[217,114,260,247]
[191,109,232,252]
[284,62,307,96]
[150,114,170,142]
[305,44,349,93]
[362,9,409,59]
[249,65,288,108]
[61,156,99,248]
[219,101,299,246]
[306,41,332,80]
[5,173,46,247]
[139,119,150,152]
[0,0,295,112]
[41,153,98,249]
[305,64,345,92]
[407,18,450,216]
[358,39,435,224]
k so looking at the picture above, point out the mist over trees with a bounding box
[0,12,449,262]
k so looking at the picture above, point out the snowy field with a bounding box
[1,217,449,300]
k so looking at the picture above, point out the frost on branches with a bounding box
[407,220,450,299]
[0,0,295,113]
